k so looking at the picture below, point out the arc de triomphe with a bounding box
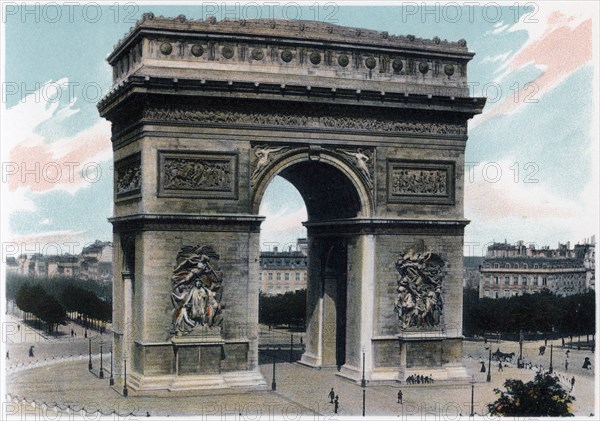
[98,14,485,393]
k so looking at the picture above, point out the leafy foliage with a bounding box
[463,289,595,336]
[9,274,112,331]
[15,284,68,333]
[488,372,574,417]
[259,289,306,327]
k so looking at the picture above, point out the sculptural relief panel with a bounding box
[158,151,238,199]
[115,153,141,200]
[387,159,455,204]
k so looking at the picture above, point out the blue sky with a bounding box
[2,2,597,256]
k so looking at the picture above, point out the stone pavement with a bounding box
[5,340,597,419]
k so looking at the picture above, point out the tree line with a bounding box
[259,289,306,328]
[8,274,112,333]
[463,288,595,337]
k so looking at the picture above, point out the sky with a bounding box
[1,1,598,258]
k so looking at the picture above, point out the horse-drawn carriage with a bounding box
[492,348,515,362]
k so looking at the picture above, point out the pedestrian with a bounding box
[570,376,575,392]
[545,338,548,346]
[562,337,565,347]
[71,328,74,337]
[334,395,339,414]
[300,336,303,345]
[6,351,9,360]
[328,387,335,403]
[565,359,569,370]
[17,324,20,331]
[397,389,403,404]
[28,346,34,357]
[566,350,570,358]
[85,330,88,339]
[582,357,592,370]
[480,361,486,372]
[498,361,503,372]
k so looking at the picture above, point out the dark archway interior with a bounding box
[271,161,359,367]
[278,161,362,222]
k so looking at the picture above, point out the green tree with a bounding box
[488,373,574,417]
[37,295,68,333]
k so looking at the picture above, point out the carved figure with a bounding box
[251,145,286,183]
[394,249,445,329]
[338,148,372,186]
[171,245,223,334]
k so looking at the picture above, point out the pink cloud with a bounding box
[473,13,592,126]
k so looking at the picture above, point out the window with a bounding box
[523,263,528,269]
[504,276,510,285]
[259,272,263,281]
[504,289,510,297]
[285,272,290,281]
[495,291,499,299]
[494,276,499,285]
[513,263,519,269]
[542,277,547,286]
[505,263,510,268]
[268,273,273,281]
[523,276,528,286]
[486,275,491,284]
[494,263,499,268]
[533,277,538,286]
[276,273,281,281]
[295,272,301,281]
[534,264,539,269]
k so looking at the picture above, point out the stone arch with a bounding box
[251,149,374,219]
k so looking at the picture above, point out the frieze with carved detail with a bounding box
[143,106,466,136]
[115,154,141,198]
[387,160,455,204]
[158,151,238,199]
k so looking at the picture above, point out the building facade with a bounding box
[479,239,595,299]
[9,241,113,281]
[259,240,308,295]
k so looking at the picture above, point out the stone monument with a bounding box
[98,14,485,393]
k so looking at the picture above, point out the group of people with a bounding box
[327,388,340,414]
[405,374,434,384]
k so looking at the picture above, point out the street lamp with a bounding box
[99,340,104,378]
[470,375,475,417]
[486,348,491,382]
[361,351,366,417]
[271,347,277,391]
[123,358,128,397]
[109,347,114,386]
[88,338,93,371]
[549,344,553,374]
[290,334,294,363]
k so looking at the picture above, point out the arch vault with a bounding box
[98,14,485,393]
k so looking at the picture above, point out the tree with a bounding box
[488,372,574,417]
[37,295,68,333]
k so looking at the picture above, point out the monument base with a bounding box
[127,370,268,395]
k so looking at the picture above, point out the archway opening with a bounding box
[257,159,365,368]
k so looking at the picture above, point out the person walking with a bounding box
[334,395,339,414]
[28,346,34,357]
[570,376,575,392]
[565,359,569,370]
[328,387,335,403]
[397,389,403,404]
[480,361,486,372]
[498,361,503,372]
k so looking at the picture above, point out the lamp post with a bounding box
[271,348,277,391]
[361,351,366,417]
[123,358,128,397]
[99,340,104,378]
[290,334,294,363]
[88,338,93,371]
[470,375,475,417]
[486,348,491,382]
[109,347,114,386]
[549,344,553,374]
